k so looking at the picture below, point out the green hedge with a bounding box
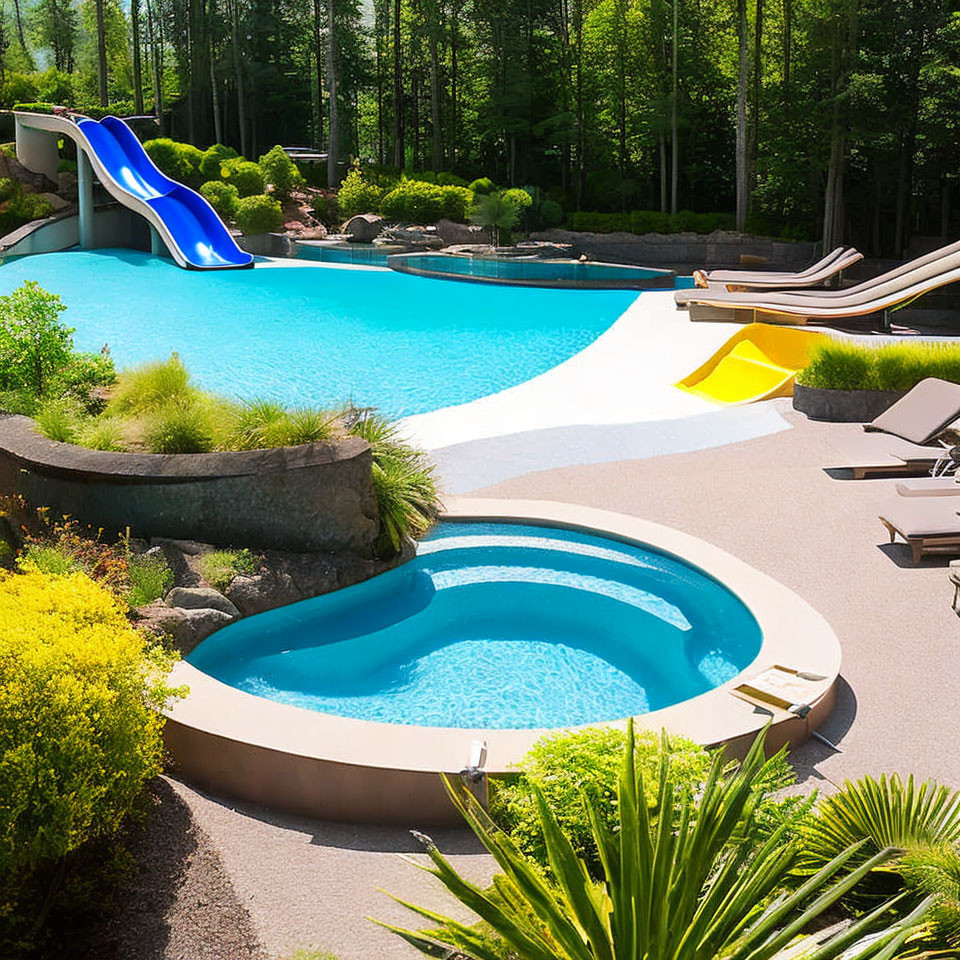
[797,340,960,392]
[569,209,736,235]
[13,100,137,120]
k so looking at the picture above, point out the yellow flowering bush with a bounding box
[0,571,181,904]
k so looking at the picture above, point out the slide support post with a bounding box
[150,226,164,256]
[77,149,94,249]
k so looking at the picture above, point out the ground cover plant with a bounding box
[197,547,258,591]
[0,568,182,954]
[797,341,960,392]
[380,723,935,960]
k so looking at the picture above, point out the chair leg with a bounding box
[952,582,959,612]
[911,541,923,566]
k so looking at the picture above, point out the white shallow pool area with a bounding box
[400,289,792,490]
[164,498,841,825]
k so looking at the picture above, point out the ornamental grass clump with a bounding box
[198,547,258,590]
[797,340,960,392]
[0,570,182,941]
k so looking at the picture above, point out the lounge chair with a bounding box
[687,246,863,293]
[677,238,960,323]
[950,560,960,610]
[879,498,960,565]
[825,378,960,478]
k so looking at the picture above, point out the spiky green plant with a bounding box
[802,774,960,877]
[142,399,217,453]
[901,844,960,951]
[224,398,290,449]
[377,723,932,960]
[106,353,195,416]
[283,407,340,445]
[347,410,440,555]
[34,396,83,443]
[77,416,125,451]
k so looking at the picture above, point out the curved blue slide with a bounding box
[76,116,253,269]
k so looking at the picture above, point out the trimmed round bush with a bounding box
[337,169,385,219]
[234,193,284,235]
[199,143,239,182]
[468,176,496,195]
[200,179,240,218]
[143,138,184,180]
[0,570,178,911]
[259,144,303,199]
[500,187,534,211]
[379,179,445,223]
[222,158,267,197]
[176,143,205,186]
[438,185,473,222]
[0,177,18,202]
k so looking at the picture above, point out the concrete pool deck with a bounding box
[159,402,960,960]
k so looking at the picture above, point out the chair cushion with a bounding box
[869,378,960,444]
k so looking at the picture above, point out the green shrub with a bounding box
[499,187,533,211]
[143,138,185,180]
[379,178,445,223]
[539,198,564,229]
[106,353,195,416]
[0,571,180,932]
[200,179,240,218]
[197,548,257,591]
[0,281,71,397]
[34,396,83,443]
[469,192,520,245]
[223,398,338,449]
[16,541,81,576]
[76,416,124,451]
[126,551,172,606]
[141,398,217,453]
[222,158,267,197]
[14,193,53,220]
[57,159,78,174]
[259,144,303,199]
[438,185,473,222]
[468,176,496,195]
[796,340,960,392]
[0,178,17,202]
[346,410,440,555]
[2,73,40,108]
[199,143,239,182]
[175,143,205,186]
[490,726,710,875]
[336,168,385,219]
[234,194,283,234]
[568,209,736,235]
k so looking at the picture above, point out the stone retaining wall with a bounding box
[0,414,380,556]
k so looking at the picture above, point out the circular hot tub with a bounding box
[163,498,841,824]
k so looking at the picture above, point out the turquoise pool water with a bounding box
[0,249,637,416]
[188,522,762,729]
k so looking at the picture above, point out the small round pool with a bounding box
[187,521,763,729]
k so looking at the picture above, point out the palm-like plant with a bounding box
[803,774,960,874]
[469,193,520,246]
[376,723,931,960]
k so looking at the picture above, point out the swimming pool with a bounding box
[0,249,637,417]
[295,241,402,266]
[187,521,763,729]
[388,252,679,289]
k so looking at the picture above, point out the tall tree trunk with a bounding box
[392,0,403,167]
[230,0,247,155]
[782,0,791,109]
[616,0,627,196]
[209,38,221,142]
[574,0,585,208]
[327,0,339,187]
[670,0,678,214]
[132,0,144,114]
[375,0,385,163]
[450,1,459,166]
[752,0,762,186]
[95,0,108,107]
[427,1,442,170]
[314,0,325,147]
[147,0,163,123]
[735,0,748,230]
[11,0,25,51]
[659,134,667,212]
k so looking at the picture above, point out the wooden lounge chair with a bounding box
[687,246,862,293]
[879,498,960,565]
[678,238,960,323]
[865,378,960,444]
[831,437,952,480]
[896,476,960,496]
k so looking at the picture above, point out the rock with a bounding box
[137,603,234,655]
[167,586,240,618]
[39,191,71,212]
[436,219,491,246]
[152,537,210,556]
[149,538,202,588]
[380,225,444,251]
[343,213,384,243]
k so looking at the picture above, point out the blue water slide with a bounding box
[75,116,253,270]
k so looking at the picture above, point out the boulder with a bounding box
[436,219,491,246]
[137,603,234,655]
[39,192,71,212]
[167,585,240,618]
[343,213,384,243]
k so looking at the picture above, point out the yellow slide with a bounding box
[675,323,823,405]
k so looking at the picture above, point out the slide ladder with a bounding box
[675,323,824,405]
[14,111,252,270]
